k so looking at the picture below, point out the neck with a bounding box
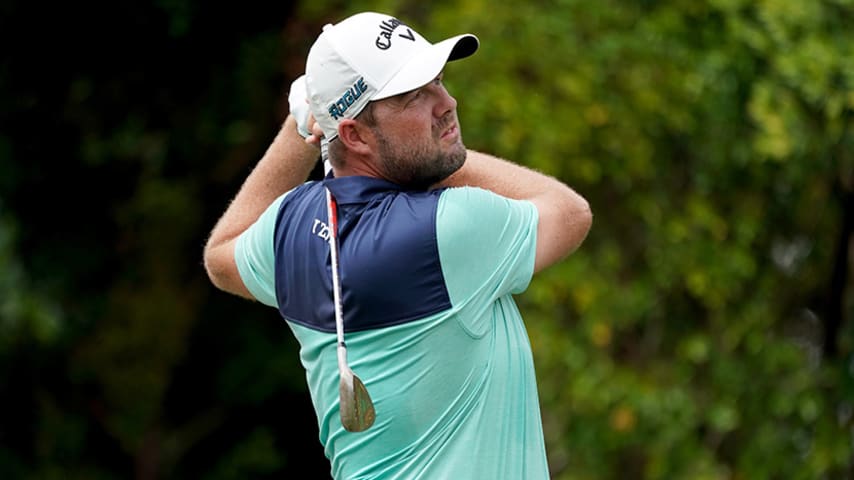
[331,153,387,180]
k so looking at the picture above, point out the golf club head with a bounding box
[339,370,376,432]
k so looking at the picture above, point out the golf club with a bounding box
[325,185,376,433]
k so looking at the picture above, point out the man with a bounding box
[203,11,592,479]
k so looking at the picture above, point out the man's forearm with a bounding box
[441,150,575,202]
[209,116,317,244]
[203,115,318,296]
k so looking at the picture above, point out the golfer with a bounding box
[204,11,592,479]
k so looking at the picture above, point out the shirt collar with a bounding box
[321,173,408,205]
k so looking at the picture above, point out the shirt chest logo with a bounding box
[312,218,331,241]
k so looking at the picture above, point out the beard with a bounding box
[374,114,467,190]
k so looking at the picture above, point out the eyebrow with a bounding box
[385,88,419,109]
[403,85,424,99]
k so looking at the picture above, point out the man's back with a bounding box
[235,176,550,478]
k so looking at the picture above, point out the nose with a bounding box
[434,84,457,117]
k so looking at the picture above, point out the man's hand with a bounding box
[288,75,313,139]
[288,74,329,173]
[288,75,326,145]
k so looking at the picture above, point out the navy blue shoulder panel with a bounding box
[273,177,451,333]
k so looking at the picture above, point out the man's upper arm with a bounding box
[233,194,288,307]
[436,186,538,303]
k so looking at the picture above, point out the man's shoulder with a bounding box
[437,185,509,204]
[436,185,532,219]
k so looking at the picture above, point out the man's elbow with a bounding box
[533,198,593,273]
[567,202,593,252]
[203,250,229,292]
[578,200,593,234]
[203,244,240,295]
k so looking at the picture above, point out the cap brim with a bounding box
[374,34,479,101]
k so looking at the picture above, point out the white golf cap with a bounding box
[304,12,479,140]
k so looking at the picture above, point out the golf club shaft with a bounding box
[326,187,348,369]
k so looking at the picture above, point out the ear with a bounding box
[337,119,374,155]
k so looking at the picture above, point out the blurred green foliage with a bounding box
[1,0,852,478]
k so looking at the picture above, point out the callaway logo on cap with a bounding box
[303,12,479,140]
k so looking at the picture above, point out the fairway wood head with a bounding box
[339,370,376,432]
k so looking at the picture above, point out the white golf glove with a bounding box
[288,75,312,139]
[288,75,331,175]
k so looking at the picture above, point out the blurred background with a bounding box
[1,0,852,478]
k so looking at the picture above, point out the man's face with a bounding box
[367,73,466,189]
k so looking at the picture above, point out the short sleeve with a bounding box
[436,187,538,309]
[234,193,288,307]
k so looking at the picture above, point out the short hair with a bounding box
[328,102,377,168]
[356,101,376,127]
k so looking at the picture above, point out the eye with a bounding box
[403,89,422,106]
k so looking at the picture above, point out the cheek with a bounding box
[389,120,434,146]
[401,111,432,131]
[376,105,437,140]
